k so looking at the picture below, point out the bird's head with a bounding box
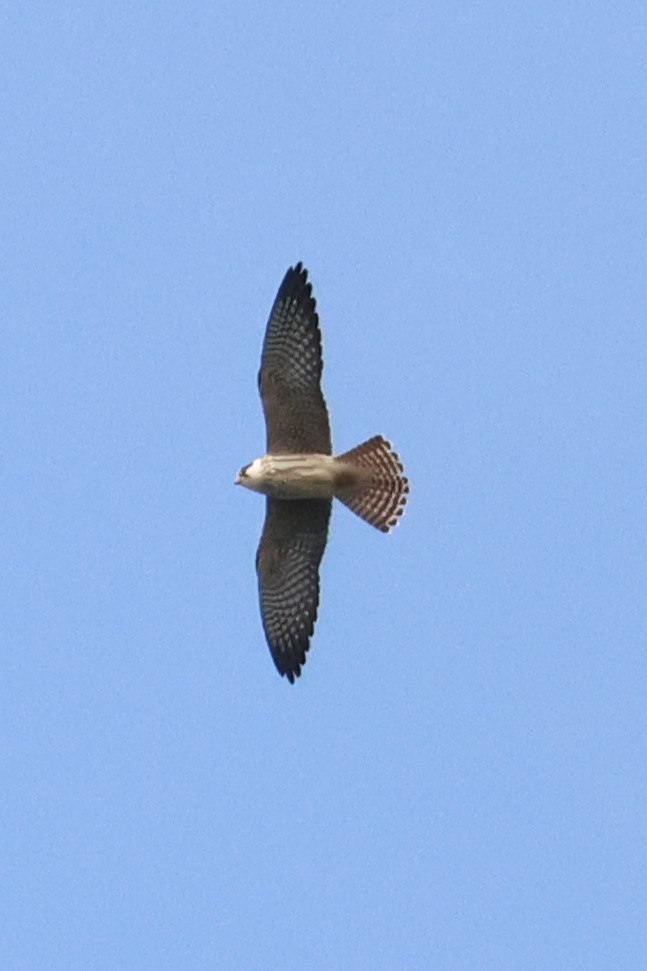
[235,463,251,486]
[235,457,266,490]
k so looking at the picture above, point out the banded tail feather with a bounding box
[335,435,409,532]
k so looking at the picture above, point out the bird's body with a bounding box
[237,263,408,683]
[236,453,368,500]
[237,453,340,499]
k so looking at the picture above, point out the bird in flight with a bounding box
[236,263,408,683]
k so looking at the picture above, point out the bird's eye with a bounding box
[239,464,250,477]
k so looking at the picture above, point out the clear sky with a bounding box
[2,3,646,969]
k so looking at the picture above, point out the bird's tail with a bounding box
[334,435,408,533]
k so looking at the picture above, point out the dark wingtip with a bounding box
[279,261,309,295]
[271,263,317,334]
[278,645,307,684]
[279,260,310,295]
[271,638,309,685]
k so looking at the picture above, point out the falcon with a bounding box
[236,263,408,682]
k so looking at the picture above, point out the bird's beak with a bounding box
[234,474,241,486]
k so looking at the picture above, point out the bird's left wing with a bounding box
[256,497,331,682]
[258,263,332,455]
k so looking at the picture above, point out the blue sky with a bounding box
[2,2,646,968]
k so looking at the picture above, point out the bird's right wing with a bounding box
[256,497,331,682]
